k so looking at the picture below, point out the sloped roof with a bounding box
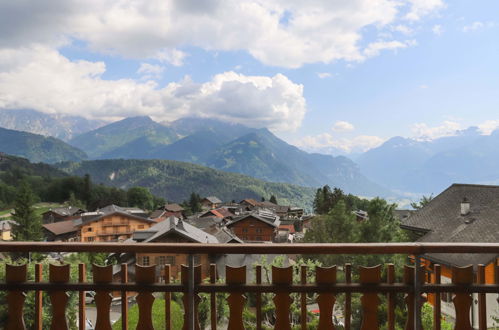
[278,224,296,234]
[227,211,280,228]
[240,199,259,207]
[134,216,218,243]
[44,206,85,217]
[78,205,154,226]
[186,216,224,230]
[149,210,166,219]
[203,196,222,204]
[401,183,499,266]
[43,219,78,236]
[163,203,184,212]
[213,228,243,243]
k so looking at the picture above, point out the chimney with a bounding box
[461,197,470,216]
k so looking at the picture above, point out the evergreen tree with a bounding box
[189,192,202,213]
[11,181,43,241]
[269,195,278,204]
[82,173,92,208]
[410,194,433,210]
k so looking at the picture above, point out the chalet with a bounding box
[150,203,185,220]
[43,219,79,242]
[226,209,280,242]
[201,196,222,210]
[288,207,304,219]
[42,206,86,224]
[401,184,499,328]
[240,199,259,210]
[133,217,219,279]
[78,204,155,242]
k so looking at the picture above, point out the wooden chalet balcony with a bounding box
[0,242,498,329]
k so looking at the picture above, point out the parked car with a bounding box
[85,291,95,304]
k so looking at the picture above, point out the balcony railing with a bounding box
[0,242,498,329]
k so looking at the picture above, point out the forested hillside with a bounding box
[0,127,87,163]
[57,159,316,209]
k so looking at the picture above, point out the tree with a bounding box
[411,195,433,210]
[82,174,92,208]
[269,195,278,204]
[127,187,154,210]
[68,191,86,209]
[188,192,202,213]
[11,181,42,241]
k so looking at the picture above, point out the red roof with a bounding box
[279,224,295,234]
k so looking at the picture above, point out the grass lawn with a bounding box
[0,202,64,219]
[112,299,183,330]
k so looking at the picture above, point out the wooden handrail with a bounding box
[0,242,498,254]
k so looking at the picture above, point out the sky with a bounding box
[0,0,498,154]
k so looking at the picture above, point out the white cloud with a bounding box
[462,21,495,32]
[296,133,384,153]
[478,120,499,135]
[0,0,444,68]
[363,39,417,58]
[411,121,461,140]
[332,121,355,132]
[405,0,445,21]
[432,24,443,35]
[393,25,414,35]
[137,63,165,80]
[419,84,428,89]
[0,46,305,131]
[317,72,332,79]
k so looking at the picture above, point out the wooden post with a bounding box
[6,264,27,330]
[452,265,474,330]
[165,265,171,330]
[135,265,156,330]
[433,264,441,330]
[344,263,352,330]
[93,264,113,330]
[359,265,381,330]
[301,265,307,330]
[477,264,486,330]
[256,265,262,330]
[35,263,43,330]
[316,266,336,330]
[49,264,71,330]
[121,263,128,330]
[210,264,217,330]
[272,266,293,330]
[78,263,86,330]
[226,266,246,329]
[387,263,395,330]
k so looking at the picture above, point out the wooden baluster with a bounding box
[35,263,43,330]
[255,265,262,330]
[210,264,217,330]
[49,263,71,330]
[181,264,202,330]
[93,264,113,330]
[452,265,473,330]
[135,265,156,330]
[316,266,337,330]
[121,264,128,330]
[359,265,381,330]
[433,264,441,330]
[6,264,27,330]
[344,263,351,330]
[79,264,86,330]
[387,264,395,330]
[403,265,423,330]
[226,266,246,329]
[477,264,486,330]
[301,265,307,330]
[272,266,293,330]
[165,265,171,330]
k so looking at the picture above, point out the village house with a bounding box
[150,203,185,220]
[401,184,499,328]
[201,196,222,210]
[43,219,79,242]
[226,209,280,242]
[133,217,220,280]
[42,206,86,224]
[0,220,13,241]
[78,204,155,242]
[199,207,234,220]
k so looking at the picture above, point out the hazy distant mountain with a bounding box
[206,128,388,196]
[356,127,488,193]
[0,109,106,141]
[69,116,178,158]
[0,127,87,163]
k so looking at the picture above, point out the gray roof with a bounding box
[44,206,85,217]
[401,184,499,266]
[227,210,280,228]
[134,216,219,243]
[213,228,243,244]
[79,204,152,226]
[203,196,222,204]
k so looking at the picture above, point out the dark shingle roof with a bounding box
[134,216,218,243]
[43,219,78,236]
[227,210,280,228]
[44,206,85,217]
[163,203,184,212]
[401,183,499,266]
[203,196,222,204]
[78,204,153,226]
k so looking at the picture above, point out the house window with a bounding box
[256,236,262,241]
[441,292,453,303]
[194,255,201,265]
[256,228,263,233]
[86,237,94,242]
[142,256,150,266]
[138,225,145,229]
[242,228,248,233]
[87,227,93,232]
[158,256,166,265]
[166,256,176,265]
